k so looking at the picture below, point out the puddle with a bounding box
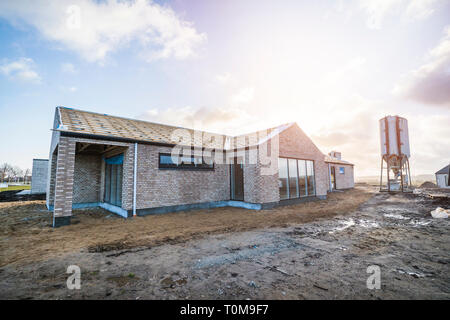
[409,219,431,226]
[396,268,427,278]
[384,213,409,220]
[358,219,380,228]
[329,219,355,234]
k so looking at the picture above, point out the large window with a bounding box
[159,153,214,170]
[278,157,315,199]
[278,158,289,200]
[298,159,307,196]
[288,159,299,198]
[306,160,315,196]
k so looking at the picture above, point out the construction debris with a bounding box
[430,207,449,219]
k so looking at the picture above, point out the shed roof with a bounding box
[56,107,293,150]
[324,155,354,166]
[436,164,450,175]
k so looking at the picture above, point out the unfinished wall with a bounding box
[31,159,48,194]
[278,124,328,197]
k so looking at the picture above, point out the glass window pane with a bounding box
[298,160,307,196]
[307,160,315,196]
[278,158,289,200]
[117,165,122,207]
[104,164,111,203]
[288,159,299,198]
[160,154,176,165]
[110,165,117,205]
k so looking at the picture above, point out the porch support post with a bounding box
[133,143,137,217]
[53,136,76,227]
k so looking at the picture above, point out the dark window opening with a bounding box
[159,153,214,170]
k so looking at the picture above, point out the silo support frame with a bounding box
[379,155,412,193]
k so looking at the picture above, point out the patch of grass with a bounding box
[0,185,31,192]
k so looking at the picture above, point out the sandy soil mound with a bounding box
[419,181,437,188]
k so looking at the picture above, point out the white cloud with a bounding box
[215,72,233,85]
[139,105,249,135]
[0,57,41,83]
[405,0,438,20]
[324,56,366,84]
[61,62,77,74]
[393,26,450,107]
[231,87,255,105]
[360,0,403,29]
[358,0,442,29]
[0,0,206,63]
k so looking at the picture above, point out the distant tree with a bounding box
[23,168,30,184]
[14,167,23,183]
[0,163,12,183]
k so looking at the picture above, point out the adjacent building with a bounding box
[435,164,450,188]
[46,107,354,227]
[31,159,48,194]
[325,151,354,191]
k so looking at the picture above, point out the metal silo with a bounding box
[379,115,412,192]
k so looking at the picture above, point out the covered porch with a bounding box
[47,136,134,227]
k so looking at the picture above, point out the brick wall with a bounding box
[73,154,101,203]
[242,145,280,204]
[134,144,230,209]
[31,159,48,194]
[53,136,76,218]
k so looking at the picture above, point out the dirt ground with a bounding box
[0,186,449,299]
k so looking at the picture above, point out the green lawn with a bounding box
[0,185,31,192]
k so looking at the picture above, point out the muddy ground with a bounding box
[0,186,449,299]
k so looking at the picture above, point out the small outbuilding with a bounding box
[435,164,450,189]
[325,151,354,191]
[31,159,48,194]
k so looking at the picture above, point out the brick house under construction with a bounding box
[47,107,354,227]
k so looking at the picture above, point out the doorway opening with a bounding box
[330,166,336,190]
[104,154,123,207]
[230,156,244,201]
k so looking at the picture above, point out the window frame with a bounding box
[158,153,214,171]
[278,156,316,200]
[278,157,290,200]
[339,167,345,174]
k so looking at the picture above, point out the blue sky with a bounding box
[0,0,449,176]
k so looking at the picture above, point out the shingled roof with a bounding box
[55,107,293,150]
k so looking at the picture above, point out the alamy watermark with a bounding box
[168,128,280,176]
[366,265,381,290]
[66,265,81,290]
[66,5,81,30]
